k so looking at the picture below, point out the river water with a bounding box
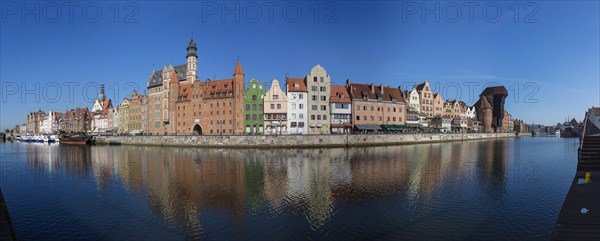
[0,136,578,240]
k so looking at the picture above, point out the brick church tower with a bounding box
[233,59,245,135]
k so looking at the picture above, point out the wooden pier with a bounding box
[552,114,600,240]
[0,189,16,240]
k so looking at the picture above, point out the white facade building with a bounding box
[465,106,476,119]
[408,87,420,112]
[286,77,308,134]
[40,111,59,134]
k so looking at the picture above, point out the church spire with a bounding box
[234,58,244,76]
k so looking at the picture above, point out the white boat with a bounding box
[49,135,59,143]
[555,130,560,137]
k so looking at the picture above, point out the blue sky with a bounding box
[1,1,599,129]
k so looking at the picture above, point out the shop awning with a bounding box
[331,123,352,128]
[407,123,424,128]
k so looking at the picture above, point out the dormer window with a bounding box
[294,83,300,89]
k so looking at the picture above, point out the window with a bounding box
[252,114,257,120]
[320,86,326,92]
[154,122,160,128]
[271,104,275,109]
[311,115,315,120]
[299,114,304,119]
[277,104,281,109]
[317,115,321,120]
[273,95,279,100]
[363,106,367,111]
[320,105,327,111]
[320,96,326,101]
[312,95,317,101]
[313,77,317,82]
[291,114,296,120]
[379,116,382,121]
[371,106,374,111]
[259,115,263,120]
[298,122,305,127]
[246,104,250,110]
[393,117,396,121]
[253,104,257,110]
[387,117,390,122]
[299,104,304,109]
[356,116,360,120]
[312,105,317,110]
[246,114,250,120]
[155,104,160,110]
[356,105,360,110]
[259,104,263,110]
[299,94,303,99]
[320,77,324,82]
[291,122,297,127]
[292,104,296,110]
[363,116,367,120]
[370,116,374,121]
[323,115,327,120]
[252,95,257,100]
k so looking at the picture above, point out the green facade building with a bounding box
[244,78,266,134]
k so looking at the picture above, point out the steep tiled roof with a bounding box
[178,83,192,101]
[287,78,306,92]
[204,79,234,99]
[475,96,492,110]
[348,83,405,102]
[330,85,351,103]
[415,83,426,91]
[480,86,508,96]
[174,64,187,81]
[102,100,112,109]
[147,64,187,88]
[148,70,163,88]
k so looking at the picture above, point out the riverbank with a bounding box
[92,132,531,148]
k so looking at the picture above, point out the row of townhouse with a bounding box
[17,36,523,135]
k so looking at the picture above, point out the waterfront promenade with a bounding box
[93,132,529,148]
[552,116,600,240]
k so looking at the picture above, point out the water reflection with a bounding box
[20,140,514,238]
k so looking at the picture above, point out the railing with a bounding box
[578,112,587,168]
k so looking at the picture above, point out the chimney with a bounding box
[380,84,384,94]
[371,83,375,93]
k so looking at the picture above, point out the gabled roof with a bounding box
[286,78,306,92]
[414,82,426,91]
[330,85,351,103]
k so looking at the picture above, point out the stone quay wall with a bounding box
[93,132,531,148]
